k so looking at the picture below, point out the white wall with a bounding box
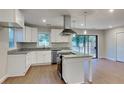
[104,27,124,61]
[74,29,105,58]
[0,28,9,83]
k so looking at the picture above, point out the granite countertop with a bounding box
[63,53,92,58]
[8,47,70,55]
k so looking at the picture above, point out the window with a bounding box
[38,33,50,47]
[9,28,15,48]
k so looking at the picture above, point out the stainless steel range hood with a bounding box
[61,15,76,35]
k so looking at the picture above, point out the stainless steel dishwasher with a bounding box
[52,50,59,64]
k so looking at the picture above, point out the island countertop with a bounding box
[62,54,92,58]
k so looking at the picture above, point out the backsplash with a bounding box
[17,42,37,48]
[51,42,70,48]
[17,42,71,49]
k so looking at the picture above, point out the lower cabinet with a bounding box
[36,51,51,65]
[7,50,51,77]
[8,54,30,77]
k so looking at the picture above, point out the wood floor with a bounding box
[3,59,124,84]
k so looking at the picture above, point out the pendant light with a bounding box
[84,12,87,35]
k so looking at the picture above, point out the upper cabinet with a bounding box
[31,28,38,42]
[0,9,24,28]
[23,26,38,42]
[51,29,70,42]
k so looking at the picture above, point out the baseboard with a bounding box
[31,62,51,66]
[0,74,8,84]
[7,73,25,78]
[101,58,116,62]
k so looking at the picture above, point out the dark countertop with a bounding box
[8,47,70,55]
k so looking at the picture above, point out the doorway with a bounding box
[116,32,124,62]
[72,35,98,58]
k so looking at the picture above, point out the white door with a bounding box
[117,32,124,62]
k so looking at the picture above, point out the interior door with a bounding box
[117,32,124,62]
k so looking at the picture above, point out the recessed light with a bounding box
[42,19,46,23]
[84,30,87,34]
[109,26,112,28]
[81,24,84,26]
[109,9,114,13]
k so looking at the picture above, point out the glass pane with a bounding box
[85,36,89,55]
[72,35,97,58]
[89,36,96,58]
[38,33,50,47]
[72,34,79,52]
[9,28,15,48]
[78,36,85,54]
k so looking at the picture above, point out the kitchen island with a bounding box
[58,51,93,84]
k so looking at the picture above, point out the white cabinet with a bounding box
[24,26,38,42]
[8,53,32,77]
[25,26,32,42]
[51,29,70,42]
[15,28,23,42]
[8,54,27,77]
[31,28,38,42]
[26,52,32,71]
[7,50,51,77]
[36,51,51,65]
[0,9,24,28]
[62,57,85,84]
[31,52,36,64]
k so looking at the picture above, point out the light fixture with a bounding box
[109,26,112,28]
[42,19,46,23]
[83,12,87,35]
[109,9,114,13]
[81,24,84,26]
[84,30,87,34]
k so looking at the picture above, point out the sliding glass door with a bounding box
[72,35,98,58]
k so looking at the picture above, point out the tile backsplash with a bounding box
[51,42,70,48]
[17,42,71,49]
[17,42,37,49]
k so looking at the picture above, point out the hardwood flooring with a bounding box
[3,59,124,84]
[4,65,64,84]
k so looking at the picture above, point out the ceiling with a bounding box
[21,9,124,30]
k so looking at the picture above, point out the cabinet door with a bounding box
[51,29,57,42]
[44,51,51,63]
[25,26,32,42]
[36,51,44,64]
[31,52,36,64]
[8,55,26,76]
[15,28,23,42]
[31,27,38,42]
[26,53,31,70]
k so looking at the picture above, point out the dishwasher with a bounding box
[52,50,59,64]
